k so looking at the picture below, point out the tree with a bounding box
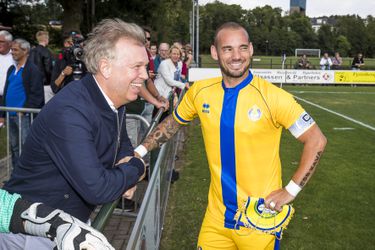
[199,1,246,52]
[335,15,367,56]
[56,0,83,33]
[335,35,351,57]
[318,24,335,53]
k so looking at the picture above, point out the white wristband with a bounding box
[134,145,148,158]
[285,180,302,197]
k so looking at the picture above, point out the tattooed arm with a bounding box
[265,124,327,211]
[135,114,182,156]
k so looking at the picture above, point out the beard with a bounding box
[218,58,251,78]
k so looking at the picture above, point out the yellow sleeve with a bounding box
[173,82,198,125]
[273,87,305,129]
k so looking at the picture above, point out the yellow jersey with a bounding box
[173,71,314,229]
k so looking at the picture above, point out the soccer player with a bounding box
[134,22,327,249]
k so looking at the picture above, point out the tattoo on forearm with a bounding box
[300,151,323,187]
[142,115,182,151]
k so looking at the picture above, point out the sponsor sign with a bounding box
[189,68,374,84]
[335,71,375,84]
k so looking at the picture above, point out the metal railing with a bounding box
[0,107,40,178]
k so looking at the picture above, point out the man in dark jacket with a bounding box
[0,38,44,168]
[1,19,148,249]
[29,31,53,102]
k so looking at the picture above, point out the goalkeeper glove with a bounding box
[20,202,114,250]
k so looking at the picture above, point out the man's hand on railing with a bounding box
[116,156,146,182]
[123,186,137,200]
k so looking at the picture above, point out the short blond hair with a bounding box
[36,31,49,43]
[83,18,145,74]
[169,45,182,58]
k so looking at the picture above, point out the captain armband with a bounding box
[288,112,315,138]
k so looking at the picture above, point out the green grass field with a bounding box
[160,85,375,249]
[200,54,375,70]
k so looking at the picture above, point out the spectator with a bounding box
[0,30,15,104]
[29,31,53,102]
[154,42,170,73]
[331,52,343,70]
[1,19,148,249]
[183,43,194,68]
[154,45,189,99]
[320,52,333,70]
[351,53,365,70]
[181,44,193,82]
[0,38,44,168]
[0,189,114,249]
[296,54,312,69]
[150,43,157,60]
[143,27,155,80]
[50,33,87,93]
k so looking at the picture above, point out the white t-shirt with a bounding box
[154,59,185,98]
[0,50,15,96]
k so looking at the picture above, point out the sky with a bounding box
[199,0,375,18]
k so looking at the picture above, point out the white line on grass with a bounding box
[294,96,375,131]
[333,127,355,130]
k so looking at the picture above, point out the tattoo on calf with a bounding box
[142,115,182,151]
[300,151,323,187]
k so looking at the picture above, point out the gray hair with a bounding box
[13,38,30,52]
[83,18,145,74]
[0,30,13,42]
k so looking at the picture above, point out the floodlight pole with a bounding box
[196,0,199,67]
[191,0,200,67]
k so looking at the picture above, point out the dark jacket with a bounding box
[4,74,144,221]
[29,45,53,85]
[2,58,45,111]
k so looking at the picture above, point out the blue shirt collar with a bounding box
[221,70,253,92]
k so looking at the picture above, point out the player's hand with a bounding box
[21,203,114,250]
[265,188,295,212]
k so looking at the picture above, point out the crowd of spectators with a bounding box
[295,51,365,70]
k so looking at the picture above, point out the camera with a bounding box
[63,33,85,80]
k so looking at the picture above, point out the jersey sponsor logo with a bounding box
[248,105,262,122]
[202,103,210,113]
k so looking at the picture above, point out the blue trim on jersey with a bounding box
[274,229,282,250]
[220,71,253,229]
[173,109,190,124]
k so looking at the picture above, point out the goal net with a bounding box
[295,48,321,58]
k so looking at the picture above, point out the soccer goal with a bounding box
[295,48,321,58]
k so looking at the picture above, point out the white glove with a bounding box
[21,203,114,250]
